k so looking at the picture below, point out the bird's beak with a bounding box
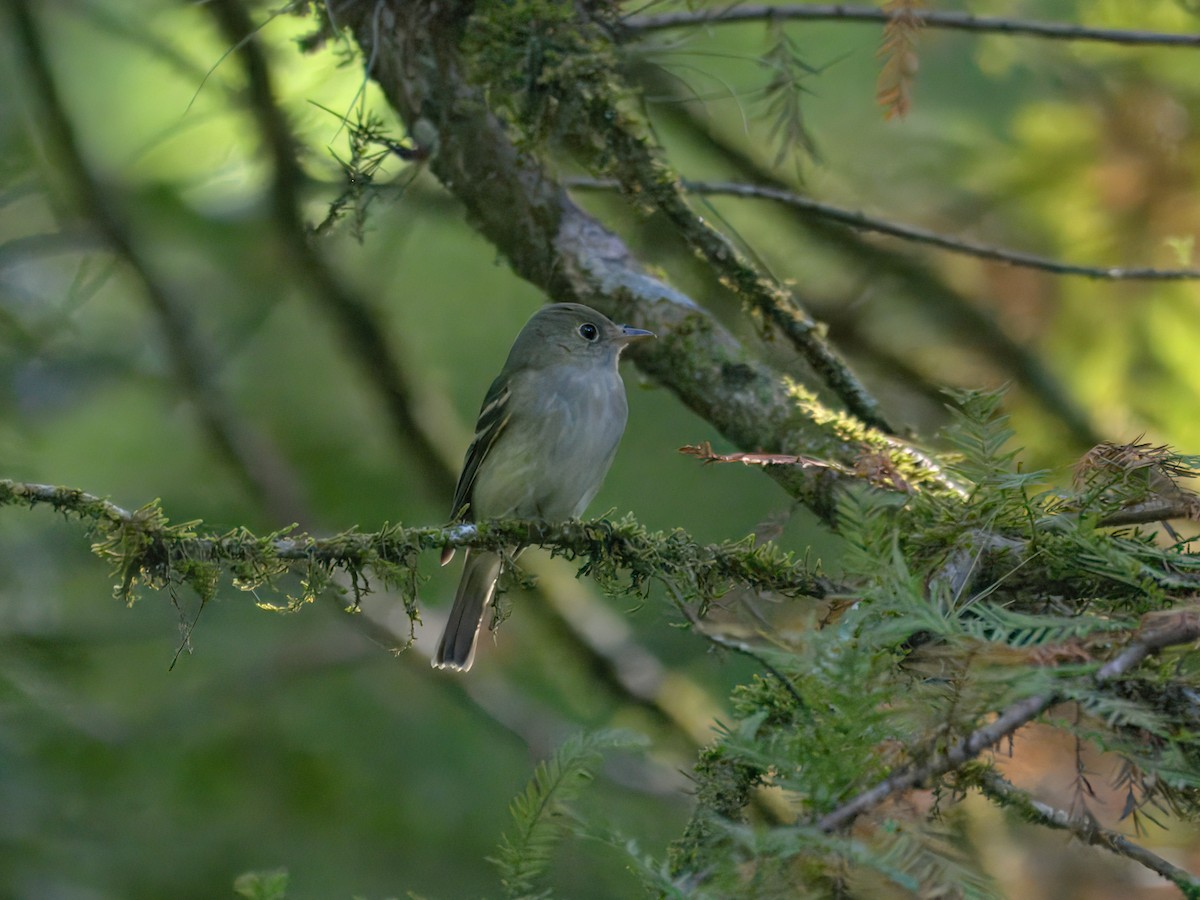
[618,324,656,344]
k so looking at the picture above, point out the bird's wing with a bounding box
[448,373,512,523]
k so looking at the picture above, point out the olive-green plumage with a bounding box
[434,303,654,671]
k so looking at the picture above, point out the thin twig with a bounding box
[0,481,137,525]
[566,178,1200,282]
[815,607,1200,832]
[972,770,1200,896]
[1098,498,1200,527]
[624,5,1200,48]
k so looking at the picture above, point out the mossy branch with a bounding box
[962,766,1200,899]
[0,478,829,623]
[579,86,896,434]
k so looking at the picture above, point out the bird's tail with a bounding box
[433,550,502,671]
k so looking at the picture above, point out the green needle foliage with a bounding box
[492,729,647,900]
[558,389,1199,896]
[7,0,1200,895]
[9,390,1200,895]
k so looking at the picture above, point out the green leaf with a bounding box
[233,868,289,900]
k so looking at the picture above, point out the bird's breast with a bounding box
[472,365,628,520]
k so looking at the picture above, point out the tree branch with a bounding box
[672,587,807,710]
[566,177,1200,282]
[0,477,830,607]
[206,3,775,746]
[584,103,894,435]
[969,769,1200,896]
[625,87,1101,448]
[0,229,105,268]
[1098,498,1200,527]
[624,5,1200,48]
[188,5,777,750]
[815,605,1200,832]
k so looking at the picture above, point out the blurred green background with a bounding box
[1,0,1199,896]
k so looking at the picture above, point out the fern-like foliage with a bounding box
[876,0,925,119]
[759,19,820,169]
[560,388,1200,895]
[492,729,646,899]
[863,819,1000,899]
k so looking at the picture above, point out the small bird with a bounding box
[434,303,655,671]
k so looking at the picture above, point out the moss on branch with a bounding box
[0,478,829,634]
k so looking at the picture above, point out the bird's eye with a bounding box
[578,322,599,341]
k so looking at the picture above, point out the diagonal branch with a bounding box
[969,769,1200,896]
[588,104,893,434]
[629,92,1101,448]
[671,585,807,710]
[566,177,1200,282]
[815,606,1200,832]
[624,5,1200,48]
[202,2,770,741]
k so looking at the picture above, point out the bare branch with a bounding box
[624,5,1200,48]
[816,605,1200,832]
[1099,499,1200,527]
[971,770,1200,896]
[566,178,1200,282]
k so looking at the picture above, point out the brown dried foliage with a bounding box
[876,0,925,119]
